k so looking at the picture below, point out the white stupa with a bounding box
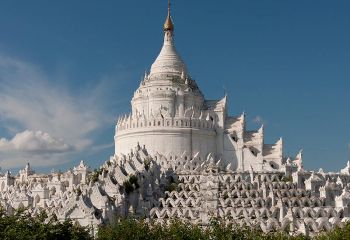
[1,2,349,237]
[115,1,286,172]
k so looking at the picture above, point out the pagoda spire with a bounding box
[149,0,187,77]
[163,0,174,32]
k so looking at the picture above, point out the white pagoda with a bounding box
[115,2,288,173]
[0,2,349,237]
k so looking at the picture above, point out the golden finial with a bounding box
[163,0,174,32]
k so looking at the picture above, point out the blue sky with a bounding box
[0,0,349,173]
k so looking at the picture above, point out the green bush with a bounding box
[143,159,151,171]
[97,219,309,240]
[165,182,179,192]
[0,208,91,240]
[88,168,103,184]
[281,175,293,183]
[129,175,140,189]
[122,175,140,194]
[2,207,350,240]
[98,219,350,240]
[97,219,207,240]
[164,176,180,192]
[315,221,350,240]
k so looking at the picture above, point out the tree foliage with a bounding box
[315,221,350,240]
[98,218,350,240]
[97,219,307,240]
[2,208,350,239]
[281,175,293,183]
[88,168,103,184]
[0,208,91,240]
[122,175,140,194]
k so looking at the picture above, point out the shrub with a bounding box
[165,182,179,192]
[97,218,310,240]
[88,168,103,184]
[164,176,180,192]
[129,175,140,189]
[122,175,140,194]
[0,208,91,240]
[281,175,293,183]
[315,221,350,240]
[144,159,151,171]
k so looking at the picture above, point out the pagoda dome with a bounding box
[150,36,187,77]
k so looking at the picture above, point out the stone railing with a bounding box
[116,114,215,132]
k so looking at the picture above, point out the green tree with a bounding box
[0,208,91,240]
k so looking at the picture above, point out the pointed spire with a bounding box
[258,124,264,135]
[276,137,283,146]
[150,0,188,77]
[296,149,303,160]
[337,176,343,187]
[181,68,185,80]
[163,0,174,32]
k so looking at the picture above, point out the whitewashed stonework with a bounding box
[1,4,349,237]
[114,9,284,172]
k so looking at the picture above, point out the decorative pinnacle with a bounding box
[163,0,174,32]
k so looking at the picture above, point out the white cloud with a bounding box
[0,56,98,147]
[0,130,73,153]
[0,54,117,168]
